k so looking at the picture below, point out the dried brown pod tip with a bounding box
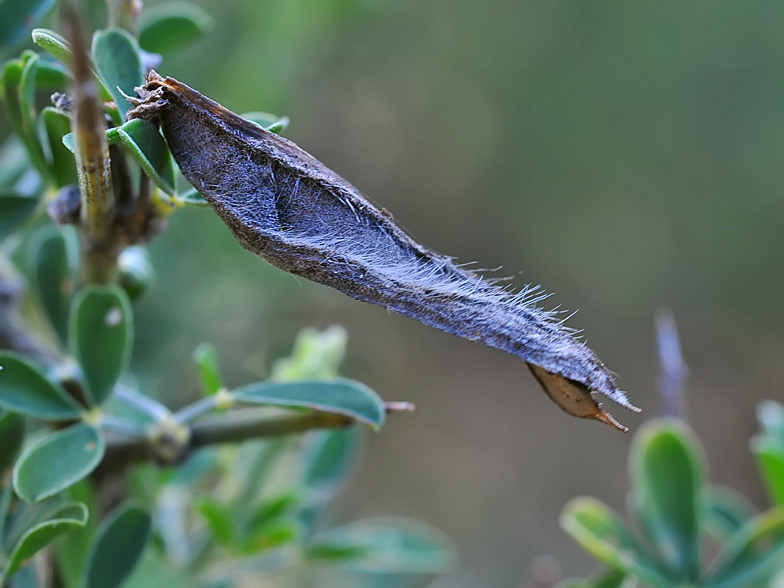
[127,71,640,431]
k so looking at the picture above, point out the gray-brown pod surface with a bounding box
[127,71,640,431]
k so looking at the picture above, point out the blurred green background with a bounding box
[14,0,784,585]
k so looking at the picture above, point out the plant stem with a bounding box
[100,414,146,437]
[102,409,353,467]
[64,8,117,284]
[173,395,223,424]
[115,384,173,421]
[189,410,352,446]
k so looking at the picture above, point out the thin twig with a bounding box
[64,7,117,283]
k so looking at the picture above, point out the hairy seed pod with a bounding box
[127,71,640,431]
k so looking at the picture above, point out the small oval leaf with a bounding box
[234,379,385,429]
[91,28,144,120]
[83,502,152,588]
[70,285,133,406]
[241,112,289,135]
[31,28,72,65]
[42,107,78,188]
[29,224,76,345]
[0,136,33,188]
[2,59,25,136]
[0,352,81,419]
[118,247,155,300]
[704,507,784,588]
[138,2,213,56]
[192,343,223,396]
[112,119,176,194]
[560,497,676,588]
[752,436,784,507]
[302,428,359,497]
[2,56,47,178]
[630,419,703,582]
[35,59,70,88]
[13,424,105,502]
[0,0,57,51]
[18,53,49,177]
[32,28,115,106]
[0,410,25,472]
[307,518,456,575]
[0,192,38,240]
[65,120,175,194]
[2,502,88,580]
[195,497,233,545]
[705,486,758,539]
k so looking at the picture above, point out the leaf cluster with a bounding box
[0,1,452,587]
[560,415,784,588]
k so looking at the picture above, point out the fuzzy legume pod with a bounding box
[127,71,640,431]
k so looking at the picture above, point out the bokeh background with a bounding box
[26,0,784,586]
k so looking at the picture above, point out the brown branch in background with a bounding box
[63,6,117,284]
[98,409,353,476]
[189,411,353,446]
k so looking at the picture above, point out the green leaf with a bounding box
[70,285,133,406]
[0,0,57,51]
[2,59,26,133]
[31,28,72,66]
[244,519,298,552]
[91,28,144,120]
[0,410,24,471]
[83,502,152,588]
[271,326,347,381]
[18,52,47,176]
[752,436,784,506]
[35,59,70,88]
[29,224,76,345]
[250,492,299,529]
[706,486,758,538]
[302,428,359,507]
[1,502,88,581]
[13,424,105,502]
[195,497,233,545]
[0,192,38,240]
[560,497,676,588]
[192,343,223,396]
[55,480,99,588]
[32,29,114,106]
[0,352,81,419]
[64,120,176,194]
[138,2,213,56]
[42,107,77,188]
[308,518,456,574]
[241,112,289,135]
[0,483,13,546]
[629,419,703,582]
[234,379,385,428]
[118,247,154,300]
[62,131,74,153]
[0,136,32,188]
[556,570,634,588]
[2,56,47,178]
[108,119,176,194]
[175,187,209,207]
[704,507,784,588]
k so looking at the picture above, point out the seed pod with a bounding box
[127,71,640,431]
